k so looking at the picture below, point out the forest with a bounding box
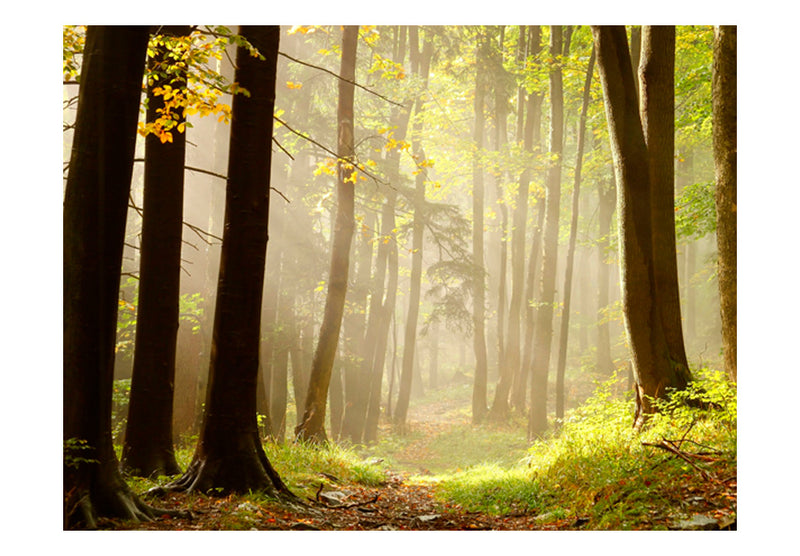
[61,24,738,536]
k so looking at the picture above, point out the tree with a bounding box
[364,29,410,443]
[592,25,692,427]
[164,26,293,494]
[555,46,595,421]
[492,25,543,421]
[296,25,359,443]
[528,26,564,439]
[712,26,736,382]
[63,25,155,528]
[471,29,490,423]
[639,26,690,380]
[393,27,435,431]
[122,26,192,478]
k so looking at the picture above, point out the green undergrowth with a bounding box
[122,438,388,502]
[414,369,736,529]
[265,440,388,498]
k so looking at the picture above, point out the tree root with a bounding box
[65,482,189,530]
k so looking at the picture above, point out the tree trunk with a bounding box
[394,27,434,431]
[340,211,375,443]
[494,25,515,395]
[596,168,617,376]
[513,26,544,412]
[712,26,737,382]
[640,26,690,380]
[165,26,293,495]
[592,25,691,428]
[555,46,595,422]
[296,26,359,443]
[122,26,191,478]
[528,26,564,439]
[494,25,542,421]
[471,30,490,424]
[64,25,153,529]
[363,27,409,443]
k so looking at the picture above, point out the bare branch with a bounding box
[278,50,404,108]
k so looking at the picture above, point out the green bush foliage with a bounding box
[425,370,736,529]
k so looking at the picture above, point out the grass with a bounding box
[116,367,736,530]
[414,369,737,529]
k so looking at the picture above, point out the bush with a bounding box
[426,369,737,529]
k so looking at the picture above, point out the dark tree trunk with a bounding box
[63,25,152,529]
[471,30,490,424]
[122,26,191,478]
[394,27,434,431]
[296,26,359,443]
[528,26,564,439]
[164,26,292,495]
[640,26,690,380]
[555,46,595,422]
[592,26,691,428]
[712,25,737,382]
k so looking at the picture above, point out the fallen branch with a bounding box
[641,439,722,484]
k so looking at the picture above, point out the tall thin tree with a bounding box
[555,46,595,421]
[640,26,690,380]
[164,26,293,494]
[122,26,192,478]
[471,28,490,423]
[529,26,564,439]
[393,27,435,430]
[296,25,359,443]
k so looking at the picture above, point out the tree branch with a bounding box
[278,50,404,108]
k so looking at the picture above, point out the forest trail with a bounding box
[107,390,735,531]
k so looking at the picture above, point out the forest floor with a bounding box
[104,383,736,532]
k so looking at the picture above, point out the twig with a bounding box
[641,439,721,484]
[337,495,379,510]
[273,136,295,160]
[274,115,389,187]
[278,50,404,108]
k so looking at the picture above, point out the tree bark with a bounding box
[165,26,293,495]
[712,25,737,382]
[528,26,564,439]
[63,25,153,529]
[592,26,691,428]
[296,26,359,443]
[640,26,690,380]
[122,26,191,478]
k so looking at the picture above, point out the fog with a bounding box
[64,25,722,447]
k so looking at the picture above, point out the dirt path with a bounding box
[108,471,575,531]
